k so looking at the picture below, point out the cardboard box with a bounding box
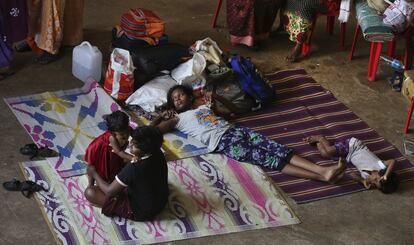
[402,70,414,102]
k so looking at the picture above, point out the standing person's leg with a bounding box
[284,12,312,62]
[33,0,64,64]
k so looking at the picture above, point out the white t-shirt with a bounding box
[176,105,232,151]
[347,137,387,179]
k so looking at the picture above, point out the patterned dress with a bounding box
[227,0,285,47]
[282,0,340,43]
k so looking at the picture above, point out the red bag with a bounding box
[120,8,165,39]
[104,48,135,102]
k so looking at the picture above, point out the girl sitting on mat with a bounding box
[151,85,346,183]
[304,135,399,193]
[85,126,168,221]
[84,110,136,186]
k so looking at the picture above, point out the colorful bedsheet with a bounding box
[21,154,300,244]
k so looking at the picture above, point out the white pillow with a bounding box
[125,74,177,112]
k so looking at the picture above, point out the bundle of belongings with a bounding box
[355,0,395,42]
[104,8,190,102]
[124,36,275,118]
[355,0,414,42]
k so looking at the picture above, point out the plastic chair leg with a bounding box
[348,25,361,61]
[367,42,383,82]
[386,40,396,58]
[404,96,414,133]
[326,16,335,35]
[211,0,223,28]
[340,22,346,50]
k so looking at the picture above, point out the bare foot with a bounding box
[285,43,302,63]
[304,135,324,145]
[324,157,346,183]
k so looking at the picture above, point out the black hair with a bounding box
[166,84,194,109]
[131,126,164,154]
[378,169,399,194]
[105,111,130,132]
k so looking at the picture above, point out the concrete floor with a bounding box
[1,0,414,244]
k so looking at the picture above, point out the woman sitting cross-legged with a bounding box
[151,85,346,183]
[84,126,168,221]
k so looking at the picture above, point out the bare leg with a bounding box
[286,42,302,63]
[281,164,326,181]
[287,155,346,182]
[84,186,107,207]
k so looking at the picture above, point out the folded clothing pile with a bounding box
[355,0,394,42]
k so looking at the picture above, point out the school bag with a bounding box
[120,8,165,40]
[230,55,275,105]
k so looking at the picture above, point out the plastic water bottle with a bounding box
[72,41,102,83]
[380,55,405,71]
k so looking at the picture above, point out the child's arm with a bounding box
[86,165,95,187]
[151,111,178,134]
[382,159,396,181]
[108,136,136,162]
[350,171,371,189]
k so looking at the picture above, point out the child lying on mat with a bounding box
[84,111,137,186]
[304,135,399,193]
[151,85,346,183]
[85,126,168,221]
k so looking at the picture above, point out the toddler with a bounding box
[305,135,399,193]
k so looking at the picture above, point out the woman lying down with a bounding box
[151,85,346,183]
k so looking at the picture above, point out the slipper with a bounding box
[34,52,59,65]
[13,40,32,52]
[20,181,47,198]
[3,178,47,198]
[20,143,39,157]
[2,178,22,191]
[37,146,59,158]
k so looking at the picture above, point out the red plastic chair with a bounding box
[348,25,413,82]
[211,0,223,28]
[302,12,347,56]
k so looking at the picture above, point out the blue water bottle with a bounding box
[380,55,405,71]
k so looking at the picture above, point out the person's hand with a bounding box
[87,165,96,178]
[161,110,177,120]
[204,90,214,107]
[131,155,139,163]
[362,179,372,189]
[379,175,387,182]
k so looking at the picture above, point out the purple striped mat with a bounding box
[232,69,414,203]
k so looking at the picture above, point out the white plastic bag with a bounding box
[171,53,206,86]
[125,74,177,112]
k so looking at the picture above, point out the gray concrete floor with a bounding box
[1,1,414,244]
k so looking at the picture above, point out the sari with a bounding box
[28,0,84,54]
[227,0,284,47]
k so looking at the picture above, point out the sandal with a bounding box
[37,146,59,158]
[2,178,22,191]
[20,181,47,198]
[13,40,32,52]
[34,52,59,65]
[3,178,47,198]
[20,143,39,159]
